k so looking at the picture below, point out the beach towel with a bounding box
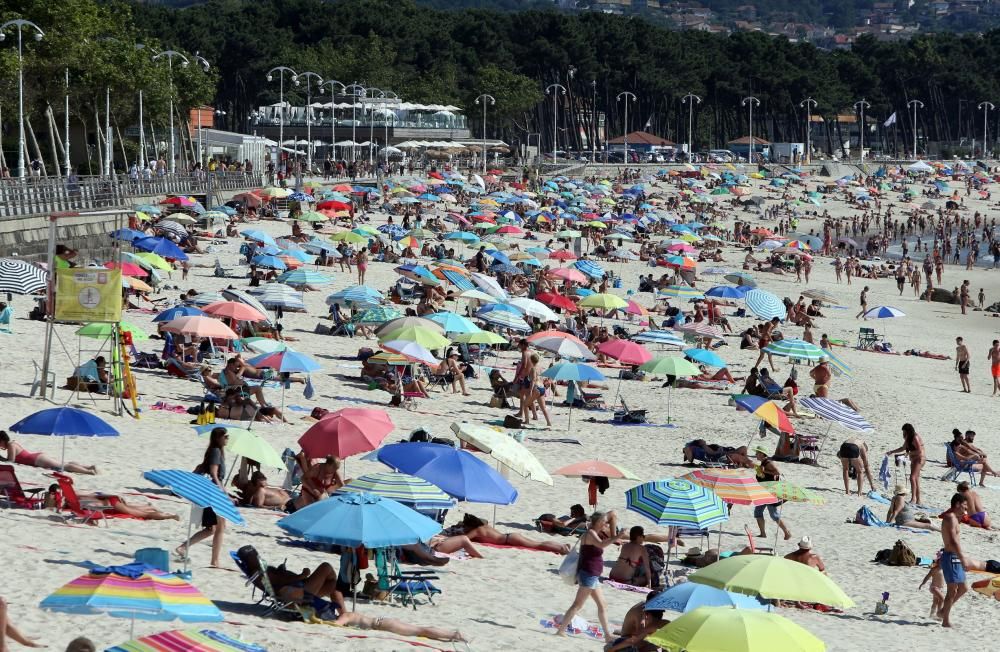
[526,437,582,445]
[878,456,891,490]
[602,579,653,594]
[539,615,606,640]
[867,491,891,504]
[477,542,563,555]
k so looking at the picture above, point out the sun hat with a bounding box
[684,547,703,557]
[798,536,812,550]
[894,484,908,495]
[753,446,769,456]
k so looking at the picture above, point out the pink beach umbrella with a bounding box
[160,315,239,340]
[299,408,395,459]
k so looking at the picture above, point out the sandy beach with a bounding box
[2,167,1000,652]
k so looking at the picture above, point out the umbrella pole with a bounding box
[61,436,67,470]
[182,513,194,575]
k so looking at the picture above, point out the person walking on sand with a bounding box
[176,427,229,567]
[956,337,971,393]
[960,280,970,315]
[939,492,970,627]
[555,511,619,638]
[855,286,869,319]
[988,340,1000,395]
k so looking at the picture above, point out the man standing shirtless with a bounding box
[987,340,1000,395]
[939,493,970,627]
[956,337,971,393]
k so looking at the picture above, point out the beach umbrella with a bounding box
[733,395,795,434]
[10,406,118,468]
[249,254,287,271]
[339,472,455,511]
[659,285,704,300]
[326,285,383,307]
[133,237,188,261]
[376,442,518,504]
[185,292,227,307]
[76,321,149,341]
[378,325,451,349]
[299,408,394,460]
[277,269,332,286]
[744,289,787,320]
[192,424,284,469]
[553,459,638,507]
[645,584,765,614]
[705,285,750,299]
[142,470,244,525]
[863,305,905,319]
[477,309,530,332]
[625,478,728,530]
[240,338,294,354]
[153,305,205,322]
[681,468,778,506]
[632,330,685,348]
[220,288,273,324]
[161,316,239,340]
[426,311,480,334]
[507,297,560,322]
[40,565,223,637]
[761,480,826,505]
[106,628,264,652]
[688,555,855,608]
[449,422,553,486]
[724,272,757,287]
[353,305,402,326]
[240,230,276,246]
[104,261,148,277]
[801,288,838,304]
[639,357,700,424]
[529,333,595,360]
[201,301,268,323]
[547,267,588,284]
[646,607,825,652]
[683,348,726,368]
[469,272,509,300]
[578,293,628,311]
[452,330,508,345]
[542,362,604,382]
[375,316,445,336]
[278,492,442,548]
[798,397,873,433]
[380,340,440,366]
[598,339,652,365]
[763,338,825,361]
[675,322,724,340]
[247,284,307,311]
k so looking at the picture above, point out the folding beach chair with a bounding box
[941,445,978,486]
[51,472,115,526]
[0,305,12,333]
[743,525,775,556]
[0,465,45,509]
[374,548,441,610]
[856,327,883,350]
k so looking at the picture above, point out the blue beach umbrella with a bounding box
[249,254,287,271]
[743,289,787,320]
[153,305,205,322]
[277,492,441,548]
[247,350,321,374]
[645,582,765,613]
[684,348,726,368]
[133,237,188,261]
[240,230,276,246]
[326,285,383,307]
[863,305,905,319]
[375,443,518,505]
[625,478,728,529]
[10,406,118,467]
[705,285,750,299]
[426,311,480,334]
[111,228,146,242]
[142,470,244,525]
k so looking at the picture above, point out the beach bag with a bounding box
[986,559,1000,574]
[645,544,665,589]
[854,505,886,527]
[887,539,917,567]
[503,415,523,429]
[559,537,582,586]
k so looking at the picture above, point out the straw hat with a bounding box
[818,355,829,363]
[798,536,813,550]
[753,446,769,457]
[684,547,703,557]
[894,484,908,496]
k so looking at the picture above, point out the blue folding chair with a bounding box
[941,445,978,486]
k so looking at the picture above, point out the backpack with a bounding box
[854,505,887,527]
[887,539,917,567]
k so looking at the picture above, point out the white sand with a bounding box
[2,172,1000,651]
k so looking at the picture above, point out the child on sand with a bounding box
[918,554,946,620]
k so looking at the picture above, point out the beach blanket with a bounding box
[585,418,669,428]
[867,491,891,504]
[602,579,653,594]
[526,437,582,445]
[150,402,188,413]
[538,615,606,640]
[477,542,563,555]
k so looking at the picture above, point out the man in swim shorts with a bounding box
[988,340,1000,395]
[956,337,971,393]
[939,493,970,627]
[957,481,990,529]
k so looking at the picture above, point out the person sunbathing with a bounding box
[609,526,652,587]
[0,431,97,475]
[683,439,728,464]
[886,485,940,531]
[400,533,484,564]
[216,387,285,423]
[44,483,179,520]
[236,545,347,616]
[460,514,570,554]
[333,611,466,643]
[234,471,292,509]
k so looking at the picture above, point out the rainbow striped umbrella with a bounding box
[625,478,728,528]
[107,629,264,652]
[681,469,779,506]
[40,565,222,630]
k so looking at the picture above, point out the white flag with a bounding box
[883,112,897,128]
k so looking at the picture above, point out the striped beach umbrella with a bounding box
[450,422,553,486]
[352,305,402,326]
[247,284,307,311]
[326,285,383,307]
[625,478,728,529]
[221,288,273,323]
[761,481,826,505]
[659,285,705,300]
[632,330,685,347]
[276,269,332,286]
[744,289,787,320]
[107,629,265,652]
[0,258,47,294]
[801,288,838,304]
[340,472,455,510]
[863,305,905,319]
[724,272,757,287]
[798,397,872,432]
[675,322,724,340]
[574,259,606,279]
[142,470,245,526]
[681,469,779,506]
[763,338,825,361]
[40,566,223,624]
[477,310,530,332]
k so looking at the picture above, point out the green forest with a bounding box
[4,0,1000,167]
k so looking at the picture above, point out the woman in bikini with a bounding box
[528,353,552,427]
[236,545,347,616]
[293,456,345,511]
[608,526,651,587]
[460,514,570,554]
[0,431,97,475]
[334,611,466,642]
[44,482,179,520]
[886,423,926,507]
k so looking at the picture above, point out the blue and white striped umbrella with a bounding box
[863,305,905,319]
[439,269,475,291]
[276,269,332,286]
[743,289,787,320]
[477,310,530,332]
[799,397,873,433]
[247,284,306,311]
[325,285,383,307]
[633,330,685,347]
[142,470,245,525]
[575,260,605,279]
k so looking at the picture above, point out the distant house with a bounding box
[607,131,675,153]
[727,135,772,159]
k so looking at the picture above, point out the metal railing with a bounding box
[0,172,263,218]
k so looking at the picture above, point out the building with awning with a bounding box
[606,131,676,152]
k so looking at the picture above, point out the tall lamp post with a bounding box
[545,83,567,164]
[379,90,398,164]
[152,50,191,174]
[295,71,324,174]
[475,94,495,174]
[800,97,817,164]
[742,96,761,164]
[345,83,366,163]
[0,19,44,178]
[682,93,701,162]
[266,66,299,174]
[978,101,995,158]
[616,92,637,164]
[907,99,925,158]
[320,79,346,163]
[366,87,384,168]
[853,98,871,162]
[590,80,598,162]
[190,54,211,169]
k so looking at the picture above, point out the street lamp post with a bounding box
[379,90,398,167]
[853,98,871,162]
[152,50,191,174]
[64,69,71,175]
[320,80,346,164]
[295,71,324,174]
[907,99,925,158]
[545,84,567,164]
[742,96,761,164]
[189,54,211,169]
[0,19,45,178]
[591,80,598,163]
[682,93,701,162]
[800,97,817,164]
[475,94,495,174]
[266,66,299,174]
[345,83,366,163]
[979,102,995,158]
[366,87,384,168]
[616,92,637,165]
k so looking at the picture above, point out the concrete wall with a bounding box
[0,212,124,263]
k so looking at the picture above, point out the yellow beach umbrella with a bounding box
[378,325,451,350]
[688,555,855,608]
[647,607,825,652]
[578,293,627,311]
